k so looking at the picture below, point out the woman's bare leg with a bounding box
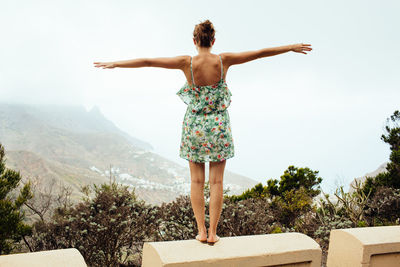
[208,159,226,242]
[189,161,207,240]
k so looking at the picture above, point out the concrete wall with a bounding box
[327,225,400,267]
[1,226,399,267]
[0,248,87,267]
[142,232,322,267]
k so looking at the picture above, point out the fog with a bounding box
[1,0,399,193]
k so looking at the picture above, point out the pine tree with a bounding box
[362,110,400,196]
[0,143,33,254]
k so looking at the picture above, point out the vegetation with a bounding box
[362,110,400,196]
[0,143,33,254]
[0,110,399,266]
[25,177,159,266]
[226,165,322,202]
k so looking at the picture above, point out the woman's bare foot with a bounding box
[207,230,220,244]
[196,228,207,242]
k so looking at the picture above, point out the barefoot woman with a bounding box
[94,19,312,245]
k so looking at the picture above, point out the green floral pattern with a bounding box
[176,56,234,163]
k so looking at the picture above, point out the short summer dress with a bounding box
[176,55,234,163]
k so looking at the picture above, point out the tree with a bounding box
[362,110,400,196]
[23,175,73,224]
[225,165,323,202]
[0,143,33,254]
[266,165,323,198]
[224,182,269,202]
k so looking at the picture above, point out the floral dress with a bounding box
[176,55,234,163]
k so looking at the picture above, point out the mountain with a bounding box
[348,162,388,192]
[0,103,259,206]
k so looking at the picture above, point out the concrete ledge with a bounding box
[0,248,87,267]
[142,233,322,267]
[327,225,400,267]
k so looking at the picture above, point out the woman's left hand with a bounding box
[291,43,312,54]
[93,61,117,69]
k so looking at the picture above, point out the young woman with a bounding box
[94,20,312,245]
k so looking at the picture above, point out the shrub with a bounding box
[156,195,197,241]
[218,197,281,236]
[28,181,159,267]
[364,186,400,226]
[270,186,313,227]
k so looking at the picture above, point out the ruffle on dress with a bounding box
[176,79,232,114]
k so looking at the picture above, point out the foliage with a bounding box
[362,110,400,196]
[270,226,283,233]
[314,190,355,235]
[266,166,323,198]
[313,189,354,264]
[335,180,371,225]
[224,182,269,202]
[0,143,33,255]
[27,180,159,267]
[381,110,400,183]
[23,175,73,224]
[225,165,323,203]
[314,212,353,252]
[156,195,197,241]
[156,190,289,241]
[218,198,284,236]
[13,171,400,267]
[364,186,400,226]
[270,186,314,227]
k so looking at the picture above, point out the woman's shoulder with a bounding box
[175,55,192,70]
[219,52,237,62]
[218,52,229,59]
[174,55,192,64]
[181,55,192,63]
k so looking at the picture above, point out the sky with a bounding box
[1,0,399,194]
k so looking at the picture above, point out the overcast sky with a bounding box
[1,0,399,194]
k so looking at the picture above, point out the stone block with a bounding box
[0,248,87,267]
[327,225,400,267]
[142,233,322,267]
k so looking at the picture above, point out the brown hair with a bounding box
[193,19,215,48]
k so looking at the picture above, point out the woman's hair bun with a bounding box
[193,19,216,48]
[202,20,213,31]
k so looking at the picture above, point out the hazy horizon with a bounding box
[1,0,399,194]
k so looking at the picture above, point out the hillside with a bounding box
[0,103,259,206]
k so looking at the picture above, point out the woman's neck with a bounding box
[197,46,212,55]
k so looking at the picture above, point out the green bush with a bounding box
[28,181,158,267]
[271,186,313,227]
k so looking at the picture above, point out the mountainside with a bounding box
[0,103,259,206]
[348,162,388,192]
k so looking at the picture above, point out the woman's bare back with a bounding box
[183,53,227,87]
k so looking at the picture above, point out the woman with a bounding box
[94,20,312,245]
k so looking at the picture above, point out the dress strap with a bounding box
[219,55,224,80]
[190,57,196,86]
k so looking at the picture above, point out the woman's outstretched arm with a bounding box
[93,55,189,70]
[222,43,312,67]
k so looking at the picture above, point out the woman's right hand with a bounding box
[93,61,117,69]
[291,43,312,54]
